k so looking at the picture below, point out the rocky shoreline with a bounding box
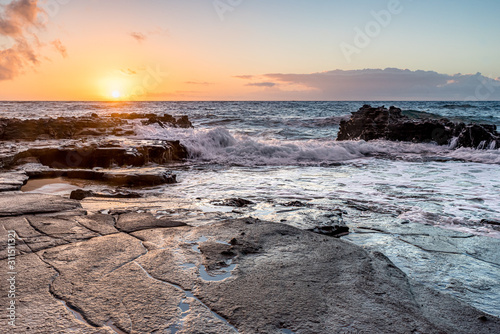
[1,111,500,333]
[1,192,500,333]
[338,105,500,149]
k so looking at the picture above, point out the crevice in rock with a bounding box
[397,237,463,255]
[133,261,239,333]
[465,253,500,268]
[24,216,68,241]
[73,219,104,237]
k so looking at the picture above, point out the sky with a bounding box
[1,0,500,101]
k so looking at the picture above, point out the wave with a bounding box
[134,124,500,166]
[440,104,477,109]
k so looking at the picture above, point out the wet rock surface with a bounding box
[337,105,500,149]
[70,189,143,200]
[3,142,188,169]
[0,113,192,141]
[25,167,178,187]
[1,192,499,334]
[212,198,255,207]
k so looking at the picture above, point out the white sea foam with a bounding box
[134,124,500,166]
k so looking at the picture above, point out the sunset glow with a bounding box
[1,0,500,101]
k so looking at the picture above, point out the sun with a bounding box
[111,90,121,99]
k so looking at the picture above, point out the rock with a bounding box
[26,167,178,187]
[115,212,186,233]
[131,220,500,333]
[0,113,192,141]
[0,172,28,192]
[0,253,115,333]
[1,210,499,333]
[212,198,255,207]
[282,200,309,207]
[308,224,349,237]
[0,193,82,217]
[337,105,500,149]
[6,142,188,169]
[73,214,119,236]
[481,219,500,227]
[70,189,143,200]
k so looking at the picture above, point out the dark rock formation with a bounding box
[70,189,143,200]
[26,168,177,187]
[212,198,255,207]
[308,224,349,237]
[0,113,192,141]
[337,105,500,149]
[3,141,188,169]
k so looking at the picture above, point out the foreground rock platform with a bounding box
[337,105,500,149]
[1,192,499,333]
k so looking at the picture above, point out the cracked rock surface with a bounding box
[1,192,500,333]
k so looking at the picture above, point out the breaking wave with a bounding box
[134,124,500,166]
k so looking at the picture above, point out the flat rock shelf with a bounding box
[1,192,500,333]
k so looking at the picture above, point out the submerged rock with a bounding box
[70,189,143,200]
[115,212,186,233]
[337,105,500,149]
[212,198,255,207]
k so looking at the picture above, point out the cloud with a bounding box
[246,82,276,88]
[254,68,500,100]
[50,39,67,58]
[130,32,146,43]
[0,0,45,80]
[234,75,254,80]
[120,68,137,76]
[0,0,43,37]
[185,81,212,86]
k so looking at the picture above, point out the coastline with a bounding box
[1,106,499,332]
[1,191,500,333]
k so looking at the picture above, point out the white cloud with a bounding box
[254,68,500,100]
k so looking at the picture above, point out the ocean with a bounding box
[2,100,500,316]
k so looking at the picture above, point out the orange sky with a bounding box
[1,0,500,101]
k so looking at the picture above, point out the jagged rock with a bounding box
[0,113,192,141]
[5,142,188,169]
[283,200,309,207]
[70,189,143,200]
[308,224,349,237]
[481,219,500,227]
[337,105,500,149]
[212,198,255,207]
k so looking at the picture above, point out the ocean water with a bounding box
[2,101,500,316]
